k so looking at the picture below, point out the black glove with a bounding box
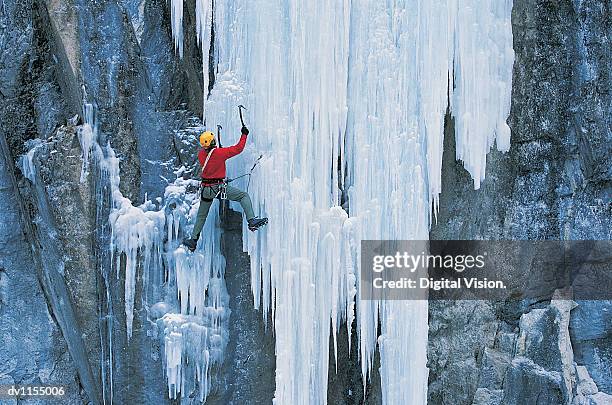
[241,126,249,135]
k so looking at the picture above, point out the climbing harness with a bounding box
[220,182,228,200]
[198,153,263,207]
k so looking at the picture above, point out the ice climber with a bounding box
[182,126,268,252]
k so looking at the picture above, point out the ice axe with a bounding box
[217,124,223,147]
[238,105,247,127]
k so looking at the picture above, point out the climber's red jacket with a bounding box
[198,134,247,182]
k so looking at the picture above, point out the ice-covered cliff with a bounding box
[0,0,609,404]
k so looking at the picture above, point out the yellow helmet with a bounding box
[199,131,216,148]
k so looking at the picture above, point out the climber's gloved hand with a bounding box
[241,126,249,135]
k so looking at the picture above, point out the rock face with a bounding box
[428,0,611,404]
[212,210,276,404]
[0,134,85,404]
[0,1,85,402]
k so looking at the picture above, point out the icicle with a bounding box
[418,0,456,217]
[164,325,183,399]
[159,205,229,402]
[170,0,184,57]
[195,0,213,114]
[77,123,96,182]
[451,0,514,189]
[109,193,166,339]
[174,248,210,315]
[78,102,98,182]
[195,0,212,45]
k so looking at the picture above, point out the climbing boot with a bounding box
[248,217,268,232]
[182,238,198,252]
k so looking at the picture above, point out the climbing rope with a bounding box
[226,154,263,193]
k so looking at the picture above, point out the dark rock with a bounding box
[472,388,503,405]
[427,300,498,405]
[478,348,512,390]
[502,357,567,405]
[0,134,85,404]
[570,301,612,394]
[429,0,611,403]
[210,209,276,404]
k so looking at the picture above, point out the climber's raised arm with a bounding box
[216,127,249,160]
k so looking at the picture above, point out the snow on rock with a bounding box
[19,139,43,182]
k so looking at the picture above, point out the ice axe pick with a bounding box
[217,124,223,147]
[238,105,247,127]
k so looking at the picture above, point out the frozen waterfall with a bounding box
[167,0,514,403]
[72,93,230,402]
[107,150,230,402]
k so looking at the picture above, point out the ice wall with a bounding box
[170,0,514,403]
[346,5,432,403]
